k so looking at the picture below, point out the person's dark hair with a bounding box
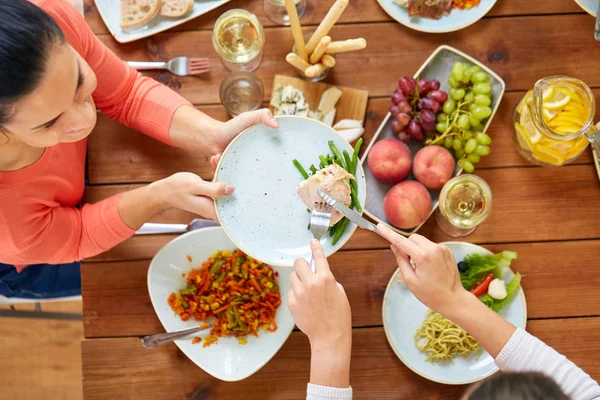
[468,372,569,400]
[0,0,65,125]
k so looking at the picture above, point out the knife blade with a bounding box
[317,189,380,235]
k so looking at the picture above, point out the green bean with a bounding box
[331,218,349,246]
[318,155,328,168]
[209,260,224,274]
[309,164,317,175]
[328,141,346,169]
[350,185,362,212]
[293,159,309,179]
[307,223,311,230]
[226,307,236,327]
[351,138,363,173]
[326,154,333,165]
[343,150,353,174]
[179,286,198,296]
[329,221,340,237]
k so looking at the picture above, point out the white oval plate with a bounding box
[377,0,497,33]
[382,242,527,385]
[574,0,597,16]
[147,227,294,381]
[214,116,367,267]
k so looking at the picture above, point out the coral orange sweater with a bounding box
[0,0,190,270]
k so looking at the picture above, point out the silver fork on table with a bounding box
[308,202,332,273]
[127,57,210,76]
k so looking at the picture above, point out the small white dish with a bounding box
[147,227,294,381]
[214,116,367,267]
[574,0,597,16]
[94,0,230,43]
[382,242,527,385]
[377,0,497,33]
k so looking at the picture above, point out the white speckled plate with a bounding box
[214,116,367,267]
[147,227,294,381]
[574,0,597,16]
[382,242,527,385]
[377,0,497,33]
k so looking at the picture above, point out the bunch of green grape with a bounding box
[427,61,494,173]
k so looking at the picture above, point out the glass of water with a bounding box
[219,72,265,117]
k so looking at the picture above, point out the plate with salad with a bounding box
[382,242,527,384]
[214,116,366,267]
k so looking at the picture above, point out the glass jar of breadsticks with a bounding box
[283,0,367,82]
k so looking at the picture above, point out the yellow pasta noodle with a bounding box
[414,309,481,363]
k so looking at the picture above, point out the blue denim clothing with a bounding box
[0,262,81,299]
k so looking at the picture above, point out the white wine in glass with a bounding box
[212,9,265,72]
[436,174,492,237]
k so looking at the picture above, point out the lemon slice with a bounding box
[543,108,558,122]
[553,123,582,135]
[550,114,586,129]
[556,87,583,104]
[543,92,571,110]
[542,88,555,102]
[525,90,533,106]
[523,120,542,144]
[514,123,532,151]
[532,145,566,166]
[566,137,589,159]
[519,103,531,126]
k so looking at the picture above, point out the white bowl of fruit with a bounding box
[360,45,505,235]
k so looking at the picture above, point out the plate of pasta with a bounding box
[381,242,527,385]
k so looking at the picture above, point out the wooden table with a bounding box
[81,0,600,398]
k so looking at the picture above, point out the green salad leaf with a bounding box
[479,273,522,312]
[460,251,518,290]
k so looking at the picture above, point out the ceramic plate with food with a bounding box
[382,242,527,385]
[214,116,367,267]
[95,0,230,43]
[573,0,597,16]
[377,0,497,33]
[147,227,295,381]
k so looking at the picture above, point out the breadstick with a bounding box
[325,38,367,54]
[309,36,331,64]
[286,53,311,73]
[284,0,308,62]
[305,0,349,54]
[321,54,336,68]
[305,63,327,78]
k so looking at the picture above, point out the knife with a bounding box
[317,189,382,236]
[595,0,600,40]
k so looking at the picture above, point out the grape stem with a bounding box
[427,101,465,146]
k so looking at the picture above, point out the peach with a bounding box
[367,138,412,185]
[384,180,433,229]
[413,145,455,190]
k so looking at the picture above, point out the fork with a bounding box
[127,57,210,76]
[309,202,332,273]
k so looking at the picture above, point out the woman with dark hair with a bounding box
[0,0,278,299]
[289,230,600,400]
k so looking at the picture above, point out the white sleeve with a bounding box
[307,384,352,400]
[496,328,600,400]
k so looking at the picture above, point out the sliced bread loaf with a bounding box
[120,0,162,29]
[160,0,194,17]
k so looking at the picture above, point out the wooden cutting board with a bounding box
[270,74,369,126]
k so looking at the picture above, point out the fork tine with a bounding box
[189,68,210,76]
[189,61,210,68]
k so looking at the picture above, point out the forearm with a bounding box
[441,291,516,358]
[168,105,223,153]
[118,181,168,230]
[309,338,352,388]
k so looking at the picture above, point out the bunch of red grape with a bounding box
[390,77,448,143]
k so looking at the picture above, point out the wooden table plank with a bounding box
[86,90,597,185]
[82,239,600,337]
[93,16,600,106]
[84,0,584,36]
[84,165,600,262]
[82,318,600,399]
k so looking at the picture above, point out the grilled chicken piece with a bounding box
[408,0,452,19]
[297,163,354,226]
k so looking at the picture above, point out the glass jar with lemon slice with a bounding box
[512,76,600,167]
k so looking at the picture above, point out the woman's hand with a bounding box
[289,240,352,388]
[376,223,469,315]
[152,172,234,221]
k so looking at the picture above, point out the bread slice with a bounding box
[120,0,162,29]
[160,0,194,17]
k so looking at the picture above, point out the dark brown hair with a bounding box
[0,0,66,125]
[468,372,569,400]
